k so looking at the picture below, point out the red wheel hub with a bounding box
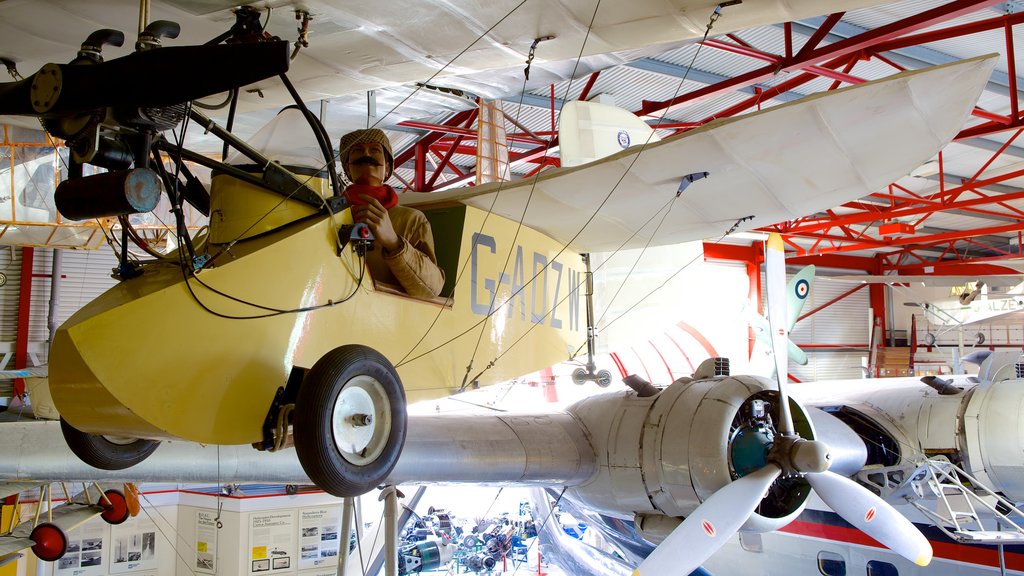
[100,489,130,525]
[30,523,68,562]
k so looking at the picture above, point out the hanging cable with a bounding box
[408,1,734,385]
[136,490,205,576]
[401,1,603,387]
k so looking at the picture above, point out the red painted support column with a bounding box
[14,247,33,399]
[413,140,427,192]
[539,366,557,403]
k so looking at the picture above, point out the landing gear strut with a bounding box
[572,253,613,388]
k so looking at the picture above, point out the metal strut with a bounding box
[572,253,613,387]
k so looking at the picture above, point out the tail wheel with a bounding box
[293,345,407,497]
[60,418,160,471]
[571,368,587,385]
[30,523,68,562]
[100,489,130,525]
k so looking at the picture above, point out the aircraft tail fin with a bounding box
[786,265,815,331]
[748,264,814,368]
[557,100,660,167]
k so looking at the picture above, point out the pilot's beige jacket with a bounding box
[365,205,445,299]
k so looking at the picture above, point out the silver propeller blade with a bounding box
[633,464,781,576]
[807,470,932,566]
[765,233,795,434]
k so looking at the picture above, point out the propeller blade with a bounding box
[633,465,781,576]
[764,233,795,434]
[0,41,289,117]
[807,471,932,566]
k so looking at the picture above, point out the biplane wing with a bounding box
[0,482,43,501]
[0,367,47,379]
[0,539,32,562]
[0,480,129,562]
[405,55,996,253]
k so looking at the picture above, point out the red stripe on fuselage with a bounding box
[780,519,1024,570]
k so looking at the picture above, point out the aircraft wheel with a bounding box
[30,523,68,562]
[293,345,407,497]
[596,369,614,388]
[60,418,160,471]
[571,368,588,385]
[100,489,130,525]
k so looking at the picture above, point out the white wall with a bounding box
[11,487,348,576]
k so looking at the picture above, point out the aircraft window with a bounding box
[817,551,847,576]
[421,204,466,299]
[866,560,898,576]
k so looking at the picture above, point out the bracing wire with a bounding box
[401,2,732,384]
[150,0,535,322]
[448,0,606,391]
[137,490,204,576]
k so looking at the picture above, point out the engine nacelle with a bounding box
[962,376,1024,501]
[565,374,815,534]
[796,351,1024,503]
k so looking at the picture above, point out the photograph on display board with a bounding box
[196,553,215,571]
[58,555,80,570]
[57,520,107,576]
[298,507,341,570]
[111,520,159,574]
[195,509,219,573]
[249,511,296,575]
[82,551,102,567]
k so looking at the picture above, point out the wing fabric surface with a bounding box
[406,55,996,253]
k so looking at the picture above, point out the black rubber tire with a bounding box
[596,369,613,388]
[293,345,407,497]
[59,418,160,471]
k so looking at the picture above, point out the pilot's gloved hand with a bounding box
[353,194,401,254]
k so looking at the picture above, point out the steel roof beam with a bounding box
[779,166,1024,234]
[638,0,1003,117]
[807,221,1024,255]
[790,13,1024,98]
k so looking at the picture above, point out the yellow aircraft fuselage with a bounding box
[49,182,584,445]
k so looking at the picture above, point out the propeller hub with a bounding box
[790,439,832,474]
[767,435,831,477]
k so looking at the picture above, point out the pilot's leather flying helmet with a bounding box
[339,128,394,182]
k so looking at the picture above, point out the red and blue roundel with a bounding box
[794,278,810,300]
